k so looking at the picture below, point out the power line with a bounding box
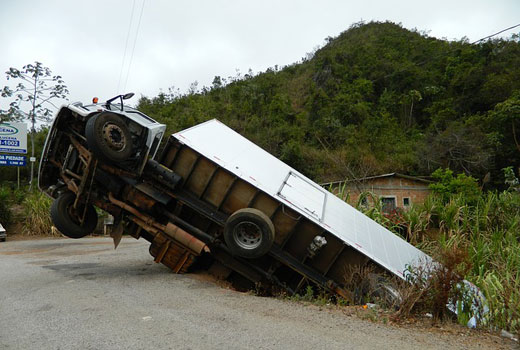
[117,0,136,94]
[471,23,520,44]
[123,0,146,93]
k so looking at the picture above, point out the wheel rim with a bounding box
[233,221,262,250]
[102,122,126,152]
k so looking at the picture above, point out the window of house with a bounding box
[381,197,396,213]
[403,197,410,207]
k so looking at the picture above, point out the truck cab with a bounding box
[39,94,167,238]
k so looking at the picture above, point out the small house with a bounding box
[322,173,432,212]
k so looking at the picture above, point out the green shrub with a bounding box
[0,187,12,226]
[332,185,520,333]
[21,190,53,236]
[429,168,481,204]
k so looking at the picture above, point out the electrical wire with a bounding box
[117,0,137,94]
[471,23,520,44]
[122,0,146,93]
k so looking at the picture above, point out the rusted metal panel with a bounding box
[185,157,217,197]
[171,147,199,181]
[149,233,197,274]
[162,144,179,168]
[283,221,322,261]
[325,246,372,282]
[307,233,345,273]
[220,180,257,215]
[123,187,156,212]
[271,206,300,246]
[202,168,235,208]
[251,193,279,218]
[164,222,209,254]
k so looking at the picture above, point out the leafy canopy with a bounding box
[1,61,68,123]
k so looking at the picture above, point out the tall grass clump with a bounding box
[329,170,520,334]
[21,190,54,236]
[395,236,472,321]
[0,185,12,226]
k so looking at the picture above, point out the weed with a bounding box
[332,184,520,333]
[21,190,54,236]
[394,239,471,322]
[0,186,12,226]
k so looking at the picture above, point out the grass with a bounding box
[0,184,55,237]
[21,190,54,236]
[341,189,520,335]
[0,186,12,226]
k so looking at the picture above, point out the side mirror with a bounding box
[123,93,135,100]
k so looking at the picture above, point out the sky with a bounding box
[1,0,519,115]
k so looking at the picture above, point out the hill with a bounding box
[138,21,520,186]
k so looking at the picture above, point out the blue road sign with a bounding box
[0,122,27,154]
[0,154,26,166]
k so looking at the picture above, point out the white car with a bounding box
[0,223,6,242]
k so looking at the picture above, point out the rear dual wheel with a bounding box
[223,208,275,259]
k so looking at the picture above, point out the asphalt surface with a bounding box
[0,237,514,350]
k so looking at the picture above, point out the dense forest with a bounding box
[138,21,520,188]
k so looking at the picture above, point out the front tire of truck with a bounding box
[86,112,133,163]
[50,192,98,239]
[224,208,275,259]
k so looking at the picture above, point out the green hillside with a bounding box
[138,21,520,186]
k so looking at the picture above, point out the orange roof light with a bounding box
[92,97,99,104]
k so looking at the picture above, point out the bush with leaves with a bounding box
[21,190,53,236]
[429,168,481,204]
[0,186,12,226]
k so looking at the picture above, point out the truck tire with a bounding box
[50,192,98,239]
[86,112,133,162]
[223,208,275,259]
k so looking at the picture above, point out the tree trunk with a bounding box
[512,120,520,153]
[29,79,37,190]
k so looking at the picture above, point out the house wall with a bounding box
[333,177,431,210]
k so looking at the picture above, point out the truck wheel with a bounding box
[50,192,98,239]
[86,112,133,162]
[224,208,275,259]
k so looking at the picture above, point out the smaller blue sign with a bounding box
[0,154,26,166]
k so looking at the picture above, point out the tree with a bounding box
[429,168,481,204]
[1,62,69,188]
[491,91,520,153]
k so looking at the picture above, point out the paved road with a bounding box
[0,237,513,350]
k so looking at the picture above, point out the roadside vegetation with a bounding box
[325,168,520,335]
[21,190,53,236]
[0,184,54,237]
